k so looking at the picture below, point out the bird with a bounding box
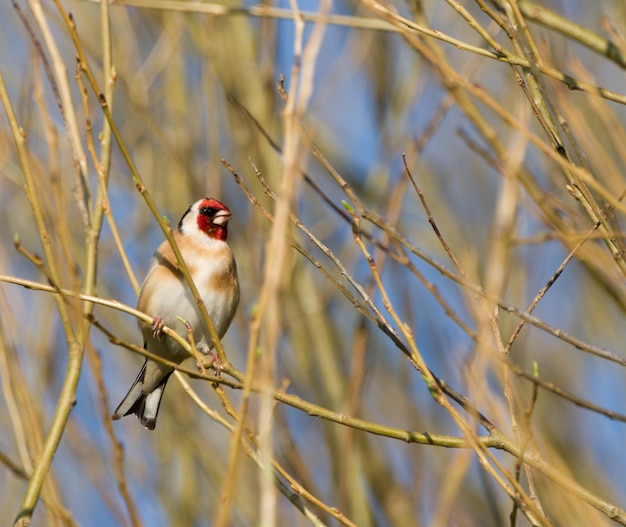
[112,197,240,430]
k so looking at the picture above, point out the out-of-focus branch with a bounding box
[518,1,626,68]
[0,70,86,527]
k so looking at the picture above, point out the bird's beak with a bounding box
[212,209,232,226]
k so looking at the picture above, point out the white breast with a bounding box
[137,237,239,361]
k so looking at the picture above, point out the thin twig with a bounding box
[506,222,600,352]
[402,154,465,277]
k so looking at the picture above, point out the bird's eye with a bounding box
[200,206,217,216]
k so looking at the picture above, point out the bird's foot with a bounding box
[200,348,222,376]
[152,316,165,340]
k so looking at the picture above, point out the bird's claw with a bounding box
[200,348,222,376]
[152,316,165,340]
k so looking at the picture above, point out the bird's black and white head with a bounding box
[178,198,232,242]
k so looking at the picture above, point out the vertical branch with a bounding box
[27,0,90,222]
[216,2,306,524]
[0,71,84,527]
[82,3,141,526]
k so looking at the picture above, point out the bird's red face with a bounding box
[194,198,232,241]
[177,197,232,241]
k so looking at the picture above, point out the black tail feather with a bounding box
[130,371,172,430]
[112,359,172,430]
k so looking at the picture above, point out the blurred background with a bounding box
[2,0,626,525]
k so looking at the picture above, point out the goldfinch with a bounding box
[112,198,240,430]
